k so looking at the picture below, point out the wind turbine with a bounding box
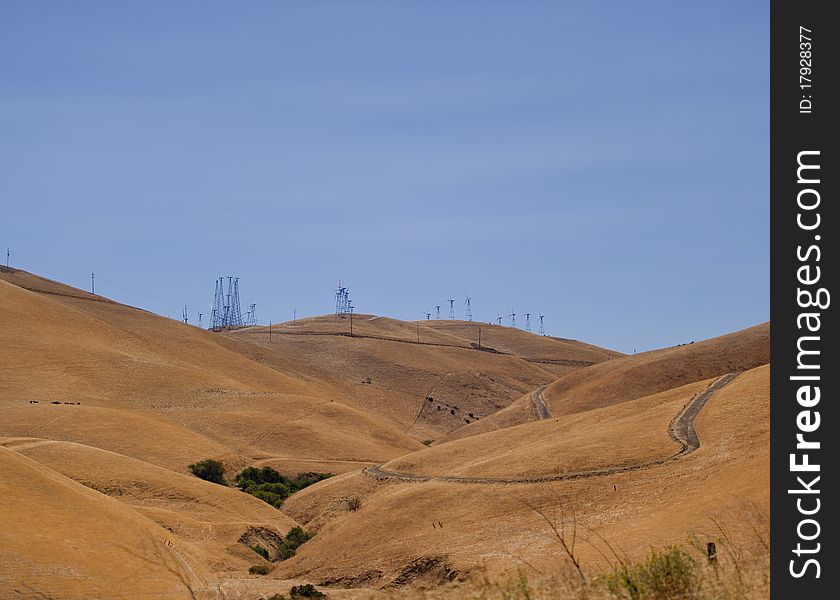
[424,311,431,320]
[447,297,456,319]
[435,304,442,320]
[496,312,503,326]
[507,307,516,328]
[539,313,546,336]
[524,312,531,333]
[464,291,473,322]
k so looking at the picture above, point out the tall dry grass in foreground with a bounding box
[368,503,770,600]
[368,540,768,599]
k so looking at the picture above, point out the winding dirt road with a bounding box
[365,372,740,485]
[531,385,551,419]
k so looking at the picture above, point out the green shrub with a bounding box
[346,496,362,512]
[421,439,434,446]
[187,459,226,485]
[277,526,313,560]
[250,544,269,560]
[234,467,332,508]
[264,585,327,600]
[603,546,699,599]
[289,583,327,598]
[249,564,270,575]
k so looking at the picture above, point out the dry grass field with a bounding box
[0,268,769,599]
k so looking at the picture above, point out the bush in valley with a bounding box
[602,546,699,599]
[187,459,226,485]
[289,583,327,598]
[278,526,313,560]
[249,564,270,575]
[346,496,362,512]
[251,544,269,560]
[234,466,332,508]
[421,439,434,446]
[266,584,327,600]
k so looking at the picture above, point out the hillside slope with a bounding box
[279,365,769,587]
[0,270,422,469]
[443,322,769,441]
[224,316,619,440]
[0,446,199,599]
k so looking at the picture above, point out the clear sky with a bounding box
[0,1,768,353]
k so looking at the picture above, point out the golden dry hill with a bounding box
[0,267,770,598]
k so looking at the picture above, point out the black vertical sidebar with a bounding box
[771,0,837,597]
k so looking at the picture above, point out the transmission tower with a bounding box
[447,297,455,319]
[227,277,244,327]
[539,313,545,336]
[464,292,472,322]
[210,276,245,329]
[335,281,352,316]
[524,312,531,332]
[435,304,442,320]
[211,277,225,330]
[508,307,516,328]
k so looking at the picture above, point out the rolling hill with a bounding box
[0,266,770,597]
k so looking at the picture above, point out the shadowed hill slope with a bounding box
[224,317,618,441]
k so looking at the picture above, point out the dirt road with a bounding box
[531,385,550,419]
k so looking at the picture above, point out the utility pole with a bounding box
[349,306,354,337]
[91,272,95,294]
[293,308,296,325]
[5,248,8,268]
[417,321,420,343]
[478,327,481,349]
[269,321,272,343]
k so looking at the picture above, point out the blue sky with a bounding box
[0,1,768,353]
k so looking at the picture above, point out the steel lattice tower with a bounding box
[211,277,226,330]
[447,298,455,319]
[538,314,545,336]
[210,276,245,329]
[335,281,352,316]
[464,292,472,322]
[524,312,531,332]
[435,304,442,320]
[227,277,244,327]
